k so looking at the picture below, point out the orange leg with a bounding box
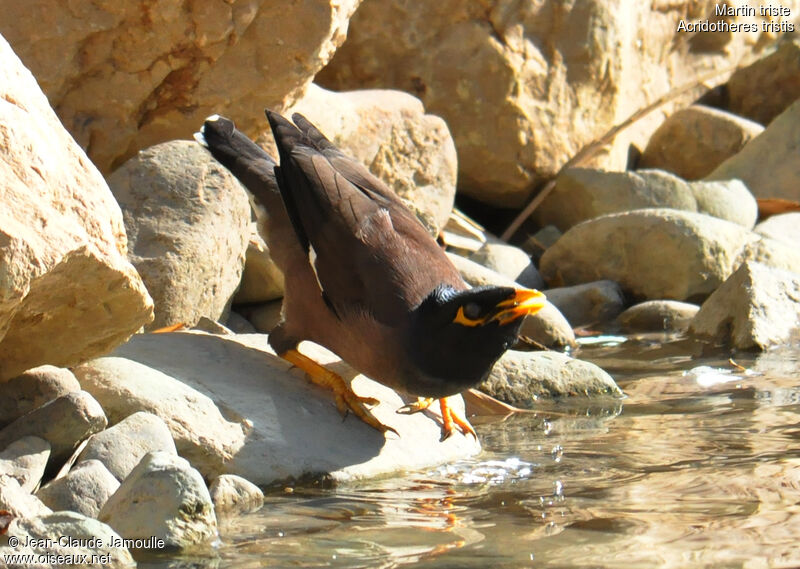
[281,349,397,436]
[398,396,477,441]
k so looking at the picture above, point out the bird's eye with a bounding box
[463,302,482,320]
[454,302,486,327]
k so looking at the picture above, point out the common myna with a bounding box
[195,111,545,439]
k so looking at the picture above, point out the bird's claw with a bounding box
[282,349,398,436]
[397,397,477,441]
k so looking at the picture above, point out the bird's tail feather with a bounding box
[195,115,282,213]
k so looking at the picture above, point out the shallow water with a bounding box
[140,336,800,569]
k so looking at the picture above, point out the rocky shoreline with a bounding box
[1,3,799,567]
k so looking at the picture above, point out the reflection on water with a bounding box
[139,339,800,569]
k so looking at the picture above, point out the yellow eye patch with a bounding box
[454,305,486,327]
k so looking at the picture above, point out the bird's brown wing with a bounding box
[266,110,463,326]
[291,113,412,211]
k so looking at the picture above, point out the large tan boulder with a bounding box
[318,0,790,206]
[727,38,800,126]
[535,168,758,231]
[265,84,458,233]
[0,0,361,173]
[0,35,153,380]
[539,209,756,301]
[689,261,800,350]
[108,140,251,330]
[707,99,800,201]
[639,105,763,179]
[74,332,480,485]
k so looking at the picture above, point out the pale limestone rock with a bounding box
[534,168,757,231]
[0,35,153,380]
[318,1,789,206]
[108,140,251,330]
[232,224,285,305]
[0,366,80,429]
[269,84,458,232]
[99,451,217,548]
[0,436,50,492]
[446,252,519,289]
[0,391,107,472]
[707,99,800,201]
[78,411,177,481]
[0,476,52,518]
[544,281,625,327]
[727,39,800,126]
[639,105,764,179]
[519,303,577,349]
[480,351,622,407]
[737,236,800,275]
[616,300,700,332]
[469,241,544,289]
[0,0,362,173]
[0,511,134,568]
[535,168,696,231]
[36,459,119,518]
[689,262,800,349]
[209,474,264,515]
[755,213,800,246]
[539,209,757,301]
[77,331,480,485]
[73,357,246,479]
[689,180,758,229]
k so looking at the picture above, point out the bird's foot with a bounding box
[281,349,397,436]
[397,396,477,441]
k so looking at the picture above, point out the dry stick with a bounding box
[500,64,743,242]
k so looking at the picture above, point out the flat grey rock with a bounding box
[0,366,80,429]
[469,241,544,289]
[544,281,625,326]
[0,436,50,492]
[0,391,107,474]
[617,300,700,332]
[534,168,697,231]
[75,332,480,486]
[0,511,134,568]
[78,411,177,481]
[36,459,119,518]
[209,474,264,515]
[0,476,52,518]
[480,351,623,407]
[99,451,217,548]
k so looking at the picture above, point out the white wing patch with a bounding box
[308,244,325,295]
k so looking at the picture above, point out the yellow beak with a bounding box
[492,288,546,325]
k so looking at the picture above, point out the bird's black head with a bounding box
[405,285,546,397]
